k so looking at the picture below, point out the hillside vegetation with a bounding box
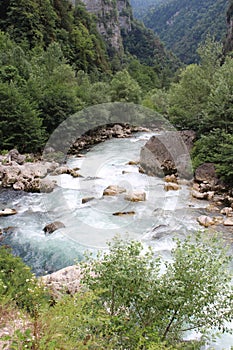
[1,235,233,349]
[140,0,228,64]
[0,0,178,152]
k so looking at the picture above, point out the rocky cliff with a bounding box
[224,0,233,54]
[71,0,132,52]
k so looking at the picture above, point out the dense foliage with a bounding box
[140,0,228,64]
[0,0,179,152]
[1,235,233,349]
[164,36,233,184]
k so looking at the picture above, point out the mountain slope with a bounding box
[141,0,228,64]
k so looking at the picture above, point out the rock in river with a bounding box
[43,221,65,234]
[0,208,17,216]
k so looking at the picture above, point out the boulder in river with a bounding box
[103,185,126,196]
[113,211,135,216]
[197,215,215,227]
[43,221,65,234]
[124,191,146,202]
[82,197,95,204]
[139,132,192,179]
[164,182,180,191]
[220,207,233,216]
[191,190,208,200]
[0,208,17,216]
[164,174,178,184]
[223,218,233,226]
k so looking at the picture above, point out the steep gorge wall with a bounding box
[224,0,233,54]
[70,0,132,51]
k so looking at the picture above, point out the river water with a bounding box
[0,132,232,349]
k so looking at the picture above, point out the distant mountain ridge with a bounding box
[135,0,228,64]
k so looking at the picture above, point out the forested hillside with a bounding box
[130,0,163,18]
[140,0,228,64]
[0,0,178,152]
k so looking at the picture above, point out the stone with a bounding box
[127,161,139,165]
[41,265,83,298]
[139,133,192,179]
[43,221,65,234]
[206,204,220,212]
[195,163,218,185]
[164,174,178,183]
[82,197,95,204]
[191,190,208,199]
[40,179,56,193]
[206,191,215,200]
[213,216,224,225]
[223,218,233,226]
[113,211,135,216]
[69,169,82,178]
[7,149,25,165]
[197,215,215,227]
[220,207,233,216]
[103,185,126,196]
[13,181,25,191]
[112,124,124,137]
[51,166,70,175]
[0,208,17,216]
[124,191,146,202]
[164,182,180,191]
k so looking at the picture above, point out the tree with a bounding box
[168,64,210,130]
[81,234,233,348]
[4,0,43,48]
[110,69,142,103]
[203,56,233,133]
[0,81,44,152]
[192,129,233,184]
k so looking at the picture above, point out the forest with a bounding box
[137,0,228,64]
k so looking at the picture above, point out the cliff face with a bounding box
[74,0,132,52]
[224,0,233,54]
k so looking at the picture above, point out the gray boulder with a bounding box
[140,132,193,179]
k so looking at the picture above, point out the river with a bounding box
[0,132,232,349]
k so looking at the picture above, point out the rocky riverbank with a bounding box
[0,124,149,193]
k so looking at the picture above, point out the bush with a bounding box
[0,247,50,316]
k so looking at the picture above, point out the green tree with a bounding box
[110,69,142,103]
[168,64,210,130]
[81,234,233,347]
[0,247,49,315]
[203,56,233,133]
[0,81,44,152]
[4,0,43,48]
[192,129,233,184]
